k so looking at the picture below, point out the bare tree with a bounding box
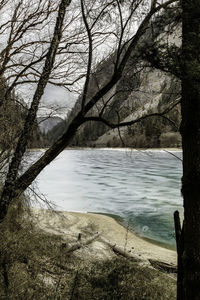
[4,0,200,299]
[1,0,191,298]
[0,0,57,102]
[0,0,89,106]
[0,0,72,217]
[0,0,178,220]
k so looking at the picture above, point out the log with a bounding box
[149,259,177,274]
[66,232,100,253]
[99,236,147,263]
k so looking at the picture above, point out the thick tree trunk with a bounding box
[181,1,200,298]
[174,211,184,300]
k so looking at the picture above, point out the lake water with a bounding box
[34,148,183,247]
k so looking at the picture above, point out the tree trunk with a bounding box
[174,211,184,300]
[181,1,200,298]
[0,0,71,222]
[0,0,176,224]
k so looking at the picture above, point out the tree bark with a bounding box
[174,211,184,300]
[0,0,71,223]
[181,1,200,298]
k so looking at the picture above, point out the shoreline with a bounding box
[91,211,176,251]
[27,146,182,152]
[32,208,177,266]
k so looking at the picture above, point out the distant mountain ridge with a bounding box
[37,116,63,134]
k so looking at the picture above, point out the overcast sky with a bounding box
[0,0,142,119]
[16,83,77,119]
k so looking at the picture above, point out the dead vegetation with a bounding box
[0,199,176,299]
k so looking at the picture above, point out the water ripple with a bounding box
[35,148,183,246]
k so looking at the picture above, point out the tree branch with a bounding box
[84,98,181,130]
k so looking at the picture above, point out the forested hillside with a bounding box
[0,1,181,150]
[70,68,181,148]
[46,17,181,149]
[0,76,44,153]
[46,79,181,149]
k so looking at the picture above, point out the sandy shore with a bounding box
[31,208,177,267]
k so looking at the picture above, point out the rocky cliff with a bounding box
[46,9,181,149]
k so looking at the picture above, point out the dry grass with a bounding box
[0,199,176,299]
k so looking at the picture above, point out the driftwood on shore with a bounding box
[64,232,144,261]
[63,231,177,275]
[99,236,144,262]
[149,259,177,274]
[100,236,177,273]
[66,232,100,253]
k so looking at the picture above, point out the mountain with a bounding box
[43,9,181,149]
[44,118,68,145]
[92,68,181,148]
[46,65,181,149]
[37,116,63,134]
[71,69,181,148]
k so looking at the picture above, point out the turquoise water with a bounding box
[34,148,183,246]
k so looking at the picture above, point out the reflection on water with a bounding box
[35,148,183,246]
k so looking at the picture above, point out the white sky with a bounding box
[0,0,151,118]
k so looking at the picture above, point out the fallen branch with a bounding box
[149,259,177,274]
[66,232,100,254]
[99,236,177,274]
[99,236,147,263]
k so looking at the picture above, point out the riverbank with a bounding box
[0,205,177,299]
[34,148,182,247]
[32,208,177,266]
[27,146,182,151]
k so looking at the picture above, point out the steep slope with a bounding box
[68,62,181,148]
[70,10,181,148]
[38,116,63,134]
[46,66,181,148]
[94,71,181,148]
[45,8,181,148]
